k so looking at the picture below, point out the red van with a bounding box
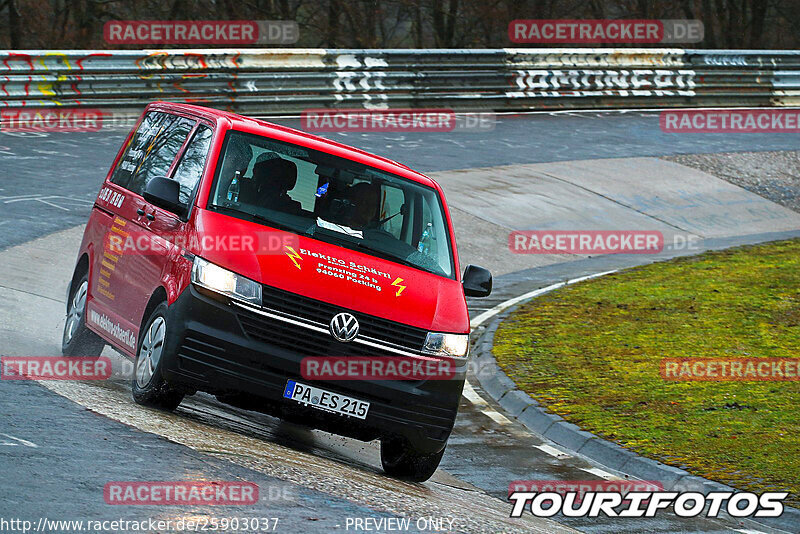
[62,102,492,481]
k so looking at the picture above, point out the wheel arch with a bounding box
[67,253,91,311]
[138,286,169,347]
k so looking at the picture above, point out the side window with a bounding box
[110,112,161,190]
[109,111,194,196]
[171,125,213,205]
[417,194,451,277]
[379,185,405,240]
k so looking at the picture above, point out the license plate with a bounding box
[283,380,370,420]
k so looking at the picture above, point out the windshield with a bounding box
[207,130,455,278]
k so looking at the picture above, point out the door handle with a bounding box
[136,208,145,216]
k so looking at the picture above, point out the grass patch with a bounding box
[494,239,800,503]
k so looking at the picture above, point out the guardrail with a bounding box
[1,48,798,114]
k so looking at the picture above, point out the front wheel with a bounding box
[131,303,184,411]
[62,275,105,357]
[380,437,445,482]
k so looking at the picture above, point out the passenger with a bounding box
[343,182,423,262]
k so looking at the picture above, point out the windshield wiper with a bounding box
[353,242,421,270]
[313,226,420,270]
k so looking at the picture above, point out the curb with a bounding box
[471,303,800,533]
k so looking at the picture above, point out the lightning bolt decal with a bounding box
[284,245,302,270]
[391,277,406,297]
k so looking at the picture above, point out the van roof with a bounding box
[147,102,439,189]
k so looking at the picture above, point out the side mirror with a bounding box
[143,177,184,215]
[463,264,492,297]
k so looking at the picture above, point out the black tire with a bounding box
[380,437,445,482]
[62,274,105,357]
[131,302,184,411]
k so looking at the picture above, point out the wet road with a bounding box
[2,223,793,533]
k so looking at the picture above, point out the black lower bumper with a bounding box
[159,284,464,453]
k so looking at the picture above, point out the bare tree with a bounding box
[430,0,458,47]
[0,0,798,49]
[5,0,21,48]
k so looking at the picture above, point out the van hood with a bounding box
[189,209,469,333]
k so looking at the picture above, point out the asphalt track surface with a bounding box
[1,111,798,533]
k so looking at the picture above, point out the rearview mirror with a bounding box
[463,264,492,297]
[143,177,184,215]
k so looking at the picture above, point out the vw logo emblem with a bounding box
[330,312,359,343]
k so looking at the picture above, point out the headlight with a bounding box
[191,256,262,306]
[422,332,469,359]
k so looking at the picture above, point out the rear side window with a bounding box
[110,112,194,196]
[172,125,213,205]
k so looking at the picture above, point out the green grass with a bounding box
[493,239,800,503]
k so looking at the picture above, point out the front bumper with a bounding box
[160,284,465,453]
